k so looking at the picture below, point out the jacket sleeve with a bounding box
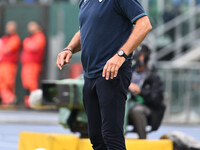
[140,73,164,108]
[23,33,46,52]
[0,36,21,54]
[0,38,3,53]
[5,36,21,53]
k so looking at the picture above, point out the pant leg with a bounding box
[0,63,3,100]
[21,63,42,92]
[96,61,132,150]
[0,63,3,95]
[83,77,107,150]
[129,104,151,139]
[0,62,17,105]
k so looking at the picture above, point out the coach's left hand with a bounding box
[102,54,125,80]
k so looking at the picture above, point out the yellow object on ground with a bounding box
[18,132,173,150]
[77,139,173,150]
[77,139,93,150]
[18,132,79,150]
[126,139,173,150]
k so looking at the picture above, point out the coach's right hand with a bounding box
[57,50,72,70]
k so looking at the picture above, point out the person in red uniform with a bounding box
[21,21,46,106]
[0,21,21,105]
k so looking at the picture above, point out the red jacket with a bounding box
[0,33,21,63]
[21,31,46,64]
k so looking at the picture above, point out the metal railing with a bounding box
[146,4,200,61]
[156,28,200,60]
[157,63,200,124]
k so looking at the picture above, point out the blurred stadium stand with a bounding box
[0,0,200,124]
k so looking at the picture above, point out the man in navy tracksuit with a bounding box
[57,0,152,149]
